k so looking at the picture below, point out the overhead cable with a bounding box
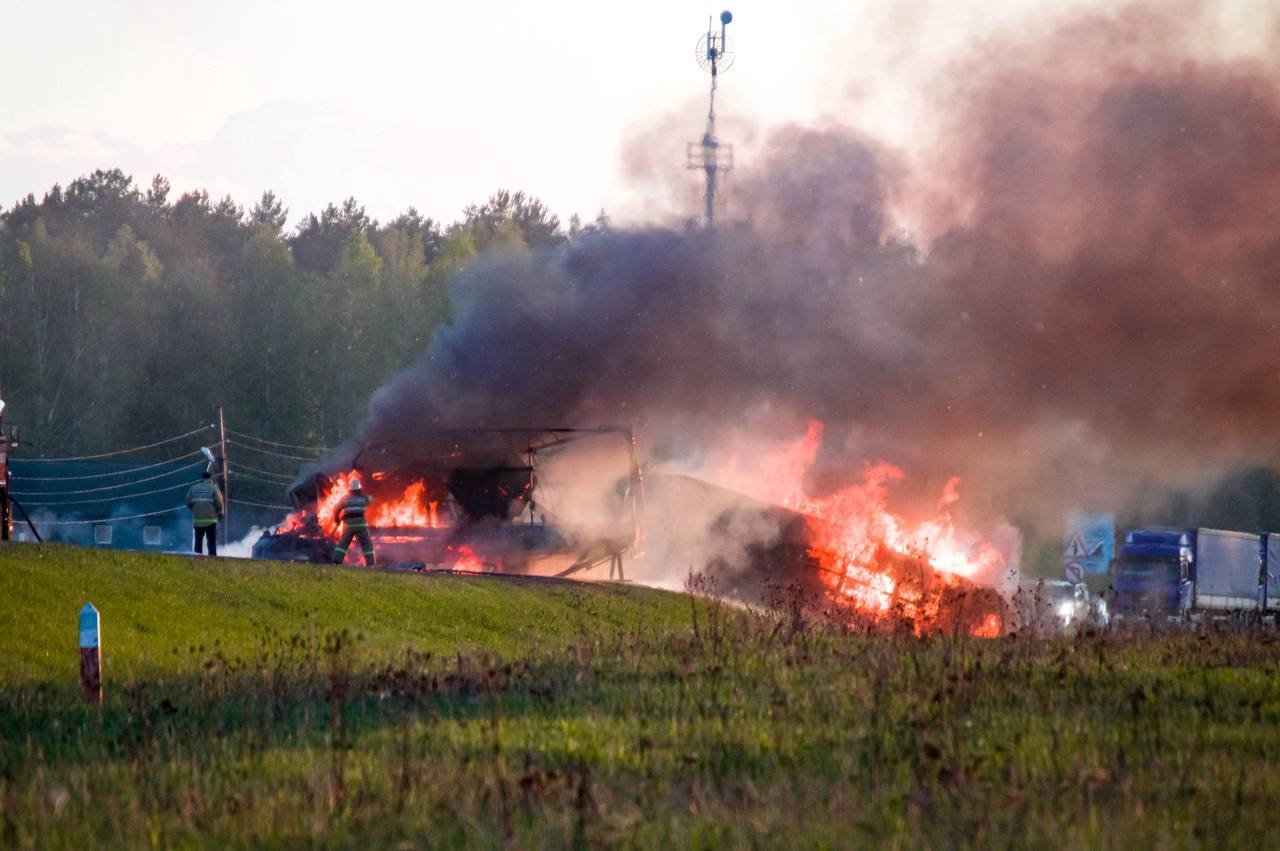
[230,497,294,511]
[230,461,296,481]
[12,459,206,497]
[227,440,321,462]
[30,506,189,526]
[226,428,329,453]
[17,480,200,507]
[229,470,295,487]
[31,425,214,462]
[9,449,208,481]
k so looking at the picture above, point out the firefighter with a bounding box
[186,470,224,556]
[332,477,376,566]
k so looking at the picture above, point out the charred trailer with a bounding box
[253,427,642,574]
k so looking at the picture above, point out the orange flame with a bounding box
[736,421,1006,634]
[279,472,444,538]
[449,544,484,572]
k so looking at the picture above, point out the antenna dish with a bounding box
[694,33,734,74]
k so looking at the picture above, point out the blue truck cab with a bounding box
[1114,527,1263,620]
[1114,528,1192,617]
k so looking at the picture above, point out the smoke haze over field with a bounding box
[334,1,1280,530]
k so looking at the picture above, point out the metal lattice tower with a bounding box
[687,10,735,227]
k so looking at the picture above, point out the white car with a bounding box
[1013,578,1109,635]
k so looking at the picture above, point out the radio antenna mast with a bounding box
[687,10,735,227]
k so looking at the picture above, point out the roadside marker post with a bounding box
[79,603,102,703]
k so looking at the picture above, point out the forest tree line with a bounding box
[0,169,604,463]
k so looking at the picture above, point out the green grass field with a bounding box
[2,542,1279,849]
[0,543,692,686]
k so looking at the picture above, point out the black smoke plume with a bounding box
[324,1,1280,532]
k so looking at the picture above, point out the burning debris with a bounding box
[253,428,641,573]
[756,421,1010,634]
[641,421,1013,636]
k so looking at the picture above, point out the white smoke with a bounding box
[220,525,268,559]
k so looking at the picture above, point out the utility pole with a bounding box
[687,11,736,227]
[217,406,229,548]
[0,388,38,543]
[0,390,9,541]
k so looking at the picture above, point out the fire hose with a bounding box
[7,497,43,543]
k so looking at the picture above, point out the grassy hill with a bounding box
[1,542,1279,848]
[0,542,691,686]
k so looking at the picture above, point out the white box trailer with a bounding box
[1192,528,1262,612]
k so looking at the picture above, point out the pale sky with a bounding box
[0,0,1270,227]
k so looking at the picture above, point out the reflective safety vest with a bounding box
[186,481,224,527]
[338,493,372,529]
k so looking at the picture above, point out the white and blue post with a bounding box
[79,603,102,703]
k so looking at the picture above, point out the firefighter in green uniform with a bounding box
[332,477,376,566]
[186,470,224,556]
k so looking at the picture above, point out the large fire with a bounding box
[270,425,1007,633]
[732,421,1007,635]
[279,473,443,538]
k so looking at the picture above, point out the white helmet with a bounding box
[349,477,362,492]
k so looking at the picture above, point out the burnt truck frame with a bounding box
[252,426,645,574]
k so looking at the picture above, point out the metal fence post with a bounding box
[79,603,102,703]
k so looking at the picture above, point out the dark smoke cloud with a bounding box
[337,1,1280,529]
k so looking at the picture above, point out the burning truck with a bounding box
[253,427,644,574]
[254,419,1012,636]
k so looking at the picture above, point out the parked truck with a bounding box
[1114,527,1263,620]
